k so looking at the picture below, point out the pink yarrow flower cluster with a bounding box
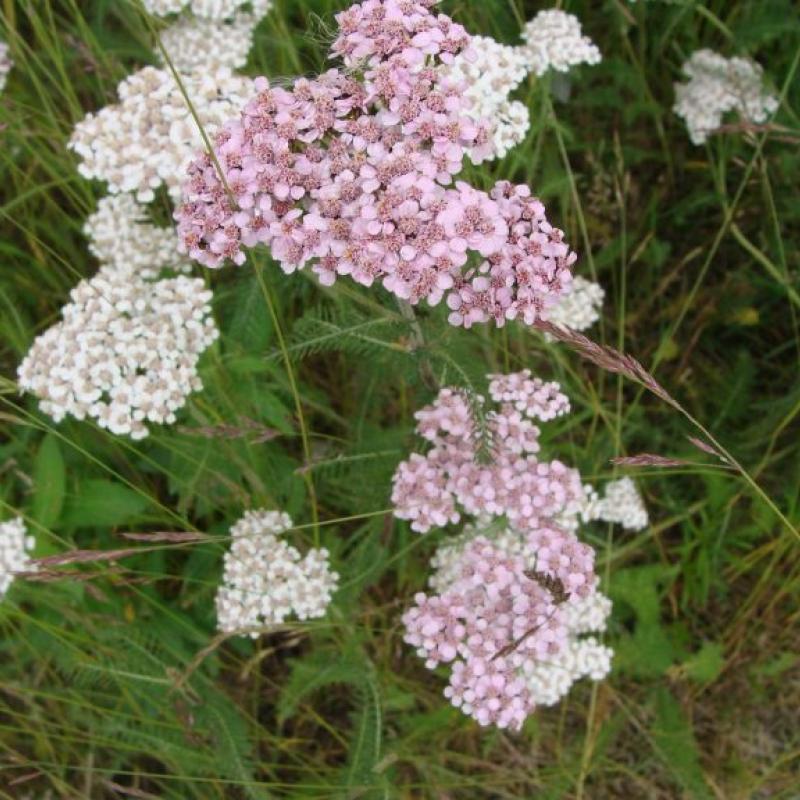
[391,370,589,543]
[176,0,576,328]
[404,535,570,729]
[397,371,603,729]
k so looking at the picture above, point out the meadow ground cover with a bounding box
[0,0,799,797]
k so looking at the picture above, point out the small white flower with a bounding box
[18,266,219,440]
[0,518,36,599]
[215,510,339,637]
[159,11,265,73]
[0,41,12,93]
[443,36,531,161]
[545,276,604,333]
[522,10,601,76]
[69,66,256,203]
[585,477,650,532]
[85,194,191,278]
[674,49,778,145]
[522,632,613,706]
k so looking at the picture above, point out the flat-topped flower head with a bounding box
[588,477,649,531]
[392,370,592,539]
[330,0,469,69]
[17,266,218,440]
[674,49,778,145]
[521,589,612,707]
[215,509,338,637]
[158,11,265,73]
[522,10,601,76]
[175,0,576,329]
[70,66,255,203]
[0,518,36,599]
[404,535,570,729]
[84,194,191,279]
[404,517,610,730]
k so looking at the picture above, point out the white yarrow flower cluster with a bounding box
[0,40,12,93]
[444,36,531,159]
[589,477,649,531]
[554,483,601,533]
[142,0,272,18]
[674,49,778,145]
[557,478,648,533]
[215,510,338,637]
[429,524,612,707]
[522,590,613,706]
[69,66,255,202]
[546,275,604,333]
[438,12,603,161]
[0,518,36,599]
[85,194,191,278]
[36,0,269,443]
[489,100,532,159]
[522,10,601,76]
[159,12,263,73]
[17,266,219,440]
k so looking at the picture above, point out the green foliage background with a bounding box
[1,0,799,797]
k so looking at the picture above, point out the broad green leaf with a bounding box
[611,564,675,624]
[32,434,66,529]
[62,480,149,528]
[615,624,676,678]
[752,652,799,678]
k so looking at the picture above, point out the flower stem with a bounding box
[253,261,320,545]
[395,299,439,392]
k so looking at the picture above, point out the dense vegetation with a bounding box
[1,1,799,797]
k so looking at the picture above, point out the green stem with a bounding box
[253,261,320,545]
[395,299,439,392]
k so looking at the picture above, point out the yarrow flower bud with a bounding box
[215,509,338,637]
[521,10,601,76]
[0,40,12,93]
[392,371,593,553]
[17,266,219,440]
[176,0,576,329]
[0,518,36,599]
[674,49,778,145]
[69,66,255,203]
[84,194,191,279]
